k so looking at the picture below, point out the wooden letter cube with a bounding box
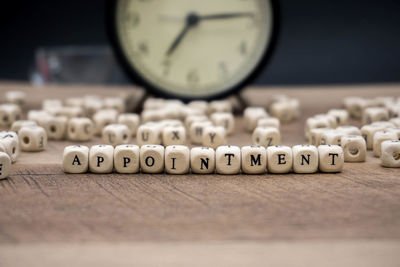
[257,117,280,129]
[341,135,366,162]
[292,145,318,173]
[137,124,161,146]
[215,145,241,174]
[63,145,89,173]
[0,152,11,179]
[190,147,215,174]
[93,109,118,135]
[0,131,20,163]
[241,146,267,174]
[320,130,344,146]
[118,113,140,136]
[102,124,131,147]
[5,91,26,107]
[44,116,68,140]
[361,124,386,150]
[309,128,330,146]
[202,126,226,149]
[318,145,344,173]
[362,107,389,125]
[162,126,186,146]
[165,145,190,174]
[373,130,398,157]
[252,126,280,147]
[0,104,22,127]
[140,145,164,173]
[114,144,139,174]
[11,120,37,133]
[327,109,349,126]
[381,140,400,168]
[336,125,361,136]
[67,118,94,142]
[267,146,293,173]
[89,145,114,173]
[210,112,235,135]
[208,100,232,114]
[189,121,212,145]
[18,126,47,152]
[243,107,269,132]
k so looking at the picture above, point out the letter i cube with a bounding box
[114,145,139,174]
[63,145,89,173]
[165,145,190,174]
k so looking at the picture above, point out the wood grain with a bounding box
[0,82,399,246]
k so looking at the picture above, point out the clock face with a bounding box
[112,0,276,99]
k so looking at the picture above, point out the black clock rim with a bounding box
[105,0,280,101]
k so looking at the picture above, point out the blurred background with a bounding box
[1,0,400,85]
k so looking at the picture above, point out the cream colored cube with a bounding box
[102,124,131,147]
[67,118,94,142]
[184,115,208,130]
[62,145,89,173]
[43,116,68,140]
[241,146,267,174]
[65,97,84,107]
[292,145,318,174]
[373,130,398,157]
[269,99,299,123]
[362,107,389,125]
[336,125,361,136]
[252,126,280,147]
[0,104,22,127]
[118,113,140,136]
[162,126,186,146]
[202,126,226,149]
[318,145,344,173]
[89,145,114,173]
[0,131,19,163]
[190,147,215,174]
[313,114,337,128]
[243,107,269,132]
[18,126,47,152]
[211,112,235,135]
[208,100,232,114]
[390,118,400,127]
[159,119,184,128]
[42,99,62,111]
[189,121,212,145]
[187,101,208,114]
[5,91,26,107]
[104,97,125,113]
[93,109,118,135]
[27,110,52,127]
[267,146,292,173]
[215,146,241,174]
[140,145,164,174]
[165,145,190,174]
[341,135,366,162]
[143,98,164,110]
[137,124,162,146]
[257,117,280,129]
[114,145,140,174]
[0,152,11,179]
[344,97,369,119]
[327,109,349,126]
[305,117,331,140]
[381,140,400,167]
[54,106,84,119]
[141,109,165,122]
[309,128,331,146]
[370,121,395,128]
[361,124,386,150]
[388,127,400,139]
[11,120,37,133]
[83,97,103,117]
[320,130,344,146]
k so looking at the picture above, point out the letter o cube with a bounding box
[140,145,164,174]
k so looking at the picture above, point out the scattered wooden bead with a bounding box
[269,99,299,123]
[257,117,280,129]
[104,97,126,113]
[0,152,11,179]
[189,121,212,145]
[267,146,293,174]
[190,147,215,174]
[216,145,241,174]
[202,126,226,149]
[318,145,344,173]
[18,126,47,152]
[336,125,361,136]
[140,145,165,174]
[118,113,140,137]
[67,118,94,142]
[162,126,186,146]
[327,109,349,126]
[208,100,232,114]
[10,120,37,133]
[137,124,162,146]
[252,126,280,147]
[373,130,398,157]
[241,146,267,174]
[27,110,52,127]
[43,116,68,140]
[63,145,89,174]
[309,128,331,147]
[243,107,269,132]
[211,112,235,135]
[102,124,131,147]
[305,117,331,140]
[114,145,140,174]
[0,104,22,127]
[389,118,400,127]
[92,109,118,135]
[0,131,19,163]
[89,145,114,173]
[341,135,366,162]
[381,140,400,168]
[343,97,369,119]
[362,107,389,125]
[165,145,190,174]
[5,91,26,107]
[320,130,344,146]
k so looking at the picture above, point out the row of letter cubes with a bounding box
[63,144,345,174]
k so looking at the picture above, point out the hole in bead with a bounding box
[349,148,359,156]
[393,152,400,161]
[50,125,57,133]
[123,134,128,140]
[70,127,75,133]
[12,147,16,154]
[23,136,30,144]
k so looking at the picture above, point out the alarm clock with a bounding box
[107,0,279,100]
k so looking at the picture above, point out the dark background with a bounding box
[1,0,400,85]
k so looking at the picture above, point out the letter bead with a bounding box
[67,118,94,142]
[373,130,398,157]
[243,107,269,132]
[18,126,47,152]
[341,135,366,162]
[190,147,215,174]
[43,116,68,140]
[267,146,293,174]
[216,145,241,174]
[92,109,118,135]
[102,124,131,147]
[118,113,140,137]
[318,145,344,173]
[381,140,400,168]
[0,104,22,127]
[241,146,267,174]
[189,121,212,145]
[292,145,318,174]
[165,145,190,174]
[210,112,235,135]
[320,130,344,146]
[162,126,186,146]
[252,126,280,148]
[63,145,89,173]
[89,145,114,173]
[114,145,140,174]
[11,120,37,133]
[137,124,161,146]
[0,131,19,163]
[0,152,11,179]
[202,126,226,149]
[140,145,165,174]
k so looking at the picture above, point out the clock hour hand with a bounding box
[199,12,255,20]
[166,13,200,56]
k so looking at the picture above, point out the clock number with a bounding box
[187,70,199,86]
[138,41,149,55]
[239,41,247,56]
[130,12,140,27]
[218,62,228,81]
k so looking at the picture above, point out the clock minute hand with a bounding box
[199,12,255,20]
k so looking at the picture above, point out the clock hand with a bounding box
[166,13,199,56]
[199,12,255,20]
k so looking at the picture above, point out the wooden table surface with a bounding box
[0,82,399,266]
